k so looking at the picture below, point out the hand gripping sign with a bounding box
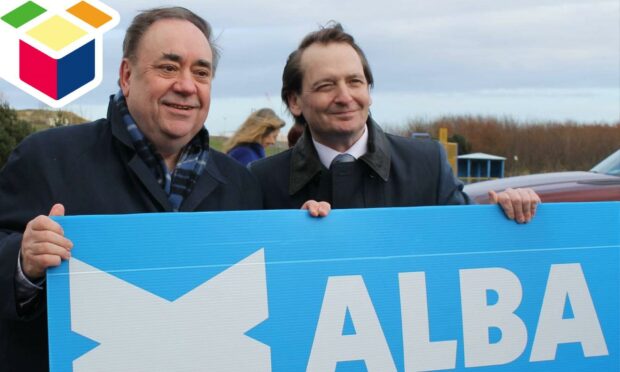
[0,0,119,107]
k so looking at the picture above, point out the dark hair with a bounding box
[122,7,220,75]
[281,22,374,124]
[287,121,305,148]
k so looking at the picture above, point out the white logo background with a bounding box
[0,0,119,107]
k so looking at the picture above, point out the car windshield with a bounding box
[591,149,620,176]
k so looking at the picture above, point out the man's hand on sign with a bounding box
[21,204,73,280]
[301,200,332,217]
[489,188,541,224]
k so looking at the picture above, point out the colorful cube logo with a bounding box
[0,0,119,107]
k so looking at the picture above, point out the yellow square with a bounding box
[26,15,87,52]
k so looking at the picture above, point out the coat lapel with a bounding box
[289,127,324,195]
[127,155,173,211]
[179,152,226,211]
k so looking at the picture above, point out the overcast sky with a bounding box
[1,0,618,135]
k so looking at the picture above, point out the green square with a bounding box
[1,1,46,29]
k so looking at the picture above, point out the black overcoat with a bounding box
[250,118,470,209]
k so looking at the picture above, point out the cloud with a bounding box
[359,1,620,93]
[1,0,617,127]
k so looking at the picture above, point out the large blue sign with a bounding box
[48,203,620,371]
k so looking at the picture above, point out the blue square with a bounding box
[57,40,95,99]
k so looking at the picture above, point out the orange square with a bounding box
[67,1,111,28]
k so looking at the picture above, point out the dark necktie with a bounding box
[330,153,356,169]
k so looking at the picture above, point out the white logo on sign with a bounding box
[69,249,270,371]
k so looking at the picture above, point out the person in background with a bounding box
[287,120,305,148]
[224,108,285,166]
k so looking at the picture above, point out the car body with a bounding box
[464,149,620,204]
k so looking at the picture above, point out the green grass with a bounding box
[209,136,225,152]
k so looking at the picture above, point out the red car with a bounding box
[464,149,620,203]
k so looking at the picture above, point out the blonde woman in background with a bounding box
[224,108,286,166]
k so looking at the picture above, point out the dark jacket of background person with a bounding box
[250,118,471,209]
[227,142,265,166]
[0,98,263,372]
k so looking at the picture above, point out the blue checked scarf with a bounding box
[114,91,209,211]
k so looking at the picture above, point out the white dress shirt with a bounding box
[312,125,369,169]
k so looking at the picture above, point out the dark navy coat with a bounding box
[227,142,265,166]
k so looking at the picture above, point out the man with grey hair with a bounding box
[0,7,264,371]
[250,22,540,219]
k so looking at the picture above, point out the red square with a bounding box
[19,40,58,99]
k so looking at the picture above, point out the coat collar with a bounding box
[108,94,134,149]
[289,125,324,195]
[288,117,391,195]
[360,117,391,182]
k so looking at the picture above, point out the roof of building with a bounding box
[457,152,506,161]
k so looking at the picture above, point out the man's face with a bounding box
[119,19,213,156]
[288,42,371,150]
